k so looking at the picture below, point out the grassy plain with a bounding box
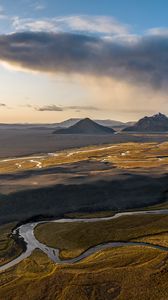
[35,214,168,259]
[1,141,168,174]
[1,141,168,299]
[2,205,168,299]
[1,246,168,300]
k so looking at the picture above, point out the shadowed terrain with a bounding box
[1,172,168,225]
[1,142,168,224]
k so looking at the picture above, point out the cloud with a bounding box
[19,0,46,11]
[0,5,7,20]
[0,103,11,110]
[12,17,58,32]
[79,75,168,121]
[0,5,3,13]
[147,27,168,36]
[35,104,99,112]
[33,2,46,11]
[11,15,129,36]
[67,105,99,111]
[36,105,63,112]
[0,31,168,90]
[57,15,129,35]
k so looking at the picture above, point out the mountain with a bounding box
[57,118,81,128]
[0,119,135,130]
[125,121,136,127]
[95,119,125,127]
[57,118,127,128]
[54,118,115,134]
[123,113,168,132]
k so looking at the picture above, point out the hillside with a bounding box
[54,118,115,134]
[123,113,168,132]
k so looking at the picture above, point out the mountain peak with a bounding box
[153,112,167,119]
[75,117,96,125]
[78,117,92,122]
[54,118,115,135]
[123,113,168,132]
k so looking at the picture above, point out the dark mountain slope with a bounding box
[54,118,115,135]
[123,113,168,132]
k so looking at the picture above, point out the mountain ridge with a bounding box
[54,118,115,135]
[57,118,128,128]
[123,113,168,132]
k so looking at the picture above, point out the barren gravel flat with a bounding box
[1,128,168,158]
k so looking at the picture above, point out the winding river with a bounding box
[1,209,168,272]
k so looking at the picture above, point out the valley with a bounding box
[1,0,168,297]
[2,208,168,299]
[1,138,168,299]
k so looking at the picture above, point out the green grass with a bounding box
[0,223,23,267]
[64,210,115,219]
[35,214,168,259]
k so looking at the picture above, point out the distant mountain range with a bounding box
[123,113,168,132]
[3,113,168,133]
[0,119,134,130]
[57,118,127,128]
[54,118,115,135]
[0,118,135,131]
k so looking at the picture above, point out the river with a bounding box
[1,209,168,272]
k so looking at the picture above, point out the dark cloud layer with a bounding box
[0,32,168,88]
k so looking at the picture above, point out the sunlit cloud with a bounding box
[146,27,168,36]
[35,104,100,112]
[11,15,129,36]
[36,105,62,111]
[12,17,58,32]
[57,15,130,35]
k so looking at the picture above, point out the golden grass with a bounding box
[135,232,168,247]
[1,141,168,173]
[35,214,168,259]
[1,246,168,300]
[2,213,168,299]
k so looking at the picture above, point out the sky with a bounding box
[1,0,168,122]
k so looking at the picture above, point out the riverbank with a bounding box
[2,209,168,272]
